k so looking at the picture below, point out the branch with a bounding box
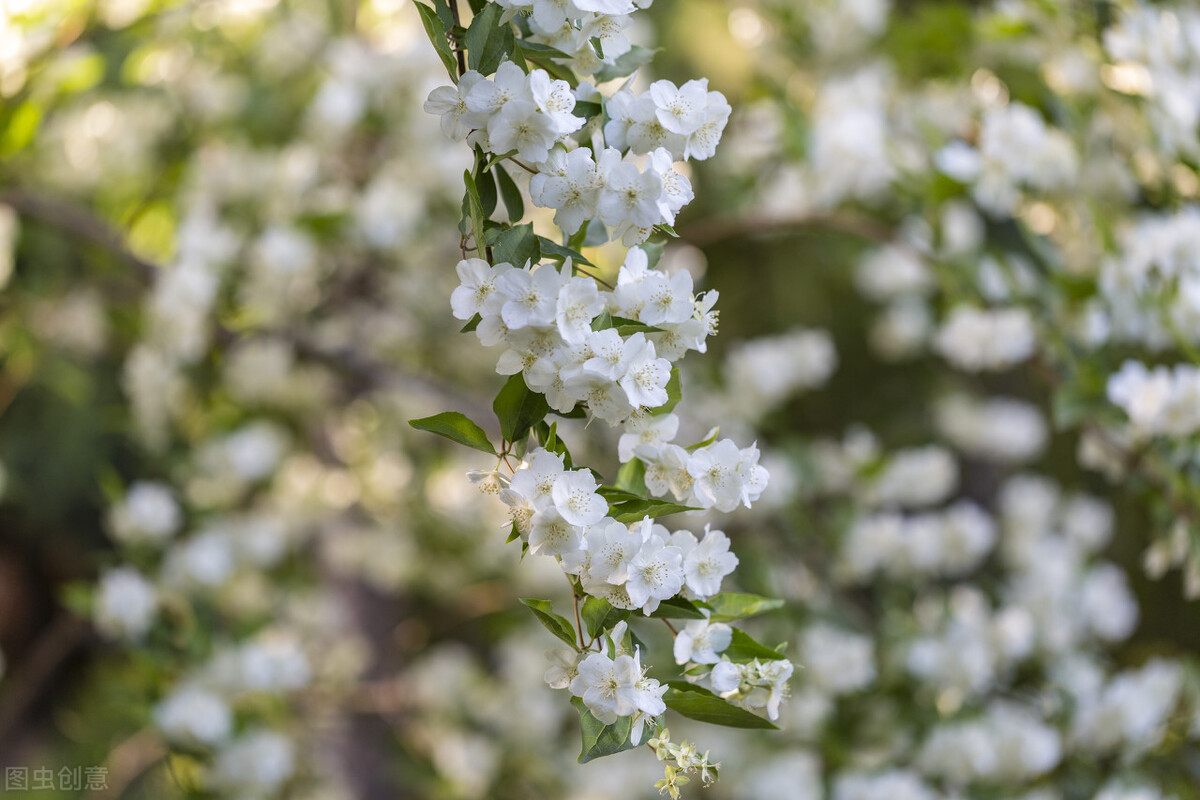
[679,211,898,249]
[0,189,157,281]
[0,613,92,746]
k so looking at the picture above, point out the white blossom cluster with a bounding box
[494,0,651,77]
[426,61,729,245]
[449,246,714,421]
[1104,2,1200,158]
[936,102,1078,215]
[838,501,996,582]
[934,393,1047,463]
[422,0,790,781]
[932,305,1036,372]
[1106,359,1200,438]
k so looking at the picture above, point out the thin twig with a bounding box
[506,157,540,175]
[448,0,468,77]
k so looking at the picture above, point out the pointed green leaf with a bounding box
[724,628,788,663]
[571,697,641,762]
[581,596,630,640]
[520,598,578,648]
[495,164,525,222]
[663,682,777,730]
[464,2,514,75]
[463,169,487,254]
[609,497,696,524]
[648,596,707,619]
[704,593,785,623]
[494,373,550,444]
[409,412,496,455]
[649,368,681,416]
[614,459,647,495]
[538,236,596,267]
[594,45,657,82]
[413,1,457,79]
[494,223,540,267]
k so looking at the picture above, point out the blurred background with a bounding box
[2,0,1200,798]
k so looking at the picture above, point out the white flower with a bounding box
[599,158,664,229]
[683,526,738,598]
[618,412,679,462]
[555,274,605,343]
[530,148,602,234]
[465,61,532,116]
[673,619,732,664]
[582,517,642,584]
[528,505,584,556]
[528,69,584,134]
[212,730,295,795]
[636,266,694,327]
[618,333,671,408]
[550,468,607,527]
[423,71,488,140]
[544,647,582,689]
[109,482,182,546]
[451,258,512,321]
[650,78,710,136]
[94,567,158,639]
[498,264,566,329]
[488,99,560,163]
[155,684,233,745]
[626,523,685,613]
[710,660,742,693]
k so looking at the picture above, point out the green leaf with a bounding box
[463,169,487,254]
[465,2,515,75]
[611,317,664,335]
[648,596,707,619]
[589,310,662,335]
[596,485,643,503]
[594,45,657,82]
[574,100,602,120]
[460,313,482,333]
[494,373,551,443]
[663,683,777,730]
[494,223,540,266]
[655,223,678,238]
[571,697,641,763]
[483,149,519,170]
[609,497,697,524]
[686,427,719,451]
[538,236,595,267]
[476,164,498,218]
[705,593,784,623]
[495,164,525,222]
[512,40,572,58]
[640,239,666,269]
[520,598,578,648]
[535,420,574,468]
[431,0,454,28]
[581,596,630,640]
[506,522,522,543]
[413,1,457,79]
[408,412,496,455]
[649,368,681,416]
[724,628,788,663]
[516,42,578,85]
[615,459,647,495]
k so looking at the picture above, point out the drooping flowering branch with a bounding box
[409,0,792,786]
